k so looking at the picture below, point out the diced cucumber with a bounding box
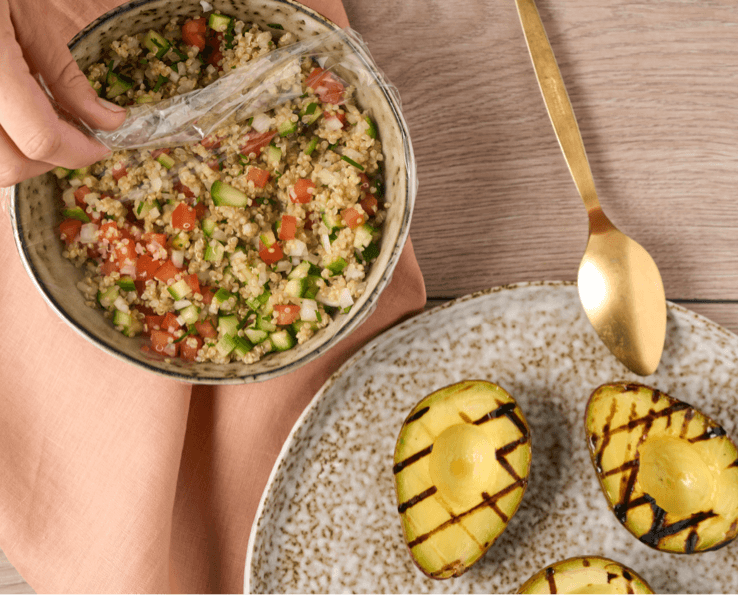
[215,334,237,357]
[144,29,171,58]
[321,210,341,231]
[278,119,298,137]
[204,240,225,264]
[285,277,307,298]
[135,199,160,219]
[157,153,175,169]
[353,223,376,250]
[303,275,322,300]
[167,279,192,300]
[287,260,312,280]
[136,95,154,104]
[170,232,187,250]
[113,308,133,329]
[106,72,133,99]
[301,102,322,126]
[208,13,233,32]
[259,230,277,248]
[217,314,240,337]
[116,277,136,292]
[211,181,248,207]
[70,167,90,180]
[365,115,378,139]
[304,137,319,156]
[201,218,217,237]
[213,288,235,311]
[63,206,90,223]
[292,319,318,334]
[179,304,200,325]
[256,314,277,333]
[97,286,120,310]
[325,257,347,276]
[52,166,72,179]
[245,290,271,313]
[269,329,295,352]
[244,327,269,344]
[266,145,282,167]
[232,336,254,358]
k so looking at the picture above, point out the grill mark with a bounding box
[398,486,437,514]
[546,567,557,594]
[404,406,429,425]
[497,435,529,457]
[458,411,473,423]
[622,570,632,581]
[407,478,526,548]
[689,425,727,443]
[610,402,691,436]
[729,458,738,469]
[679,408,696,438]
[594,398,619,473]
[482,492,509,523]
[473,402,516,425]
[393,445,432,475]
[685,529,699,554]
[613,467,640,524]
[639,497,717,548]
[607,572,618,583]
[603,458,639,478]
[582,559,591,567]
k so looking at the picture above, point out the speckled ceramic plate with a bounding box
[245,281,738,594]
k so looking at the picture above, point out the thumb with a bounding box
[20,22,127,132]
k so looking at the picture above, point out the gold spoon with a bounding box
[515,0,666,376]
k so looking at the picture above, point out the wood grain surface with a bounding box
[3,0,738,591]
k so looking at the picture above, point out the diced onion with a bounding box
[171,250,185,268]
[324,116,343,131]
[113,296,129,313]
[343,148,363,163]
[174,299,191,310]
[79,223,98,244]
[275,260,291,273]
[200,0,213,11]
[300,299,318,322]
[286,239,307,257]
[120,263,137,277]
[320,234,331,253]
[251,113,271,133]
[148,207,161,219]
[338,288,354,309]
[212,228,228,242]
[168,71,180,83]
[62,187,76,208]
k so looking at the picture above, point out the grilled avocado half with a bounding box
[393,380,532,579]
[585,382,738,553]
[517,556,653,594]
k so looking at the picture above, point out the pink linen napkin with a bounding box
[0,1,426,592]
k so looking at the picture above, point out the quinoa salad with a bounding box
[54,12,385,364]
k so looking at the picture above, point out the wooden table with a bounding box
[3,0,737,591]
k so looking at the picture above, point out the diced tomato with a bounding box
[182,17,207,51]
[144,315,164,336]
[274,304,300,325]
[200,286,215,305]
[359,173,371,191]
[193,201,207,220]
[99,221,120,242]
[360,195,378,217]
[113,238,138,269]
[290,178,315,204]
[259,239,284,265]
[173,181,195,198]
[341,207,365,229]
[112,163,127,181]
[180,335,203,362]
[134,280,148,295]
[247,167,270,189]
[150,329,178,357]
[304,213,316,231]
[86,245,101,259]
[306,67,345,104]
[100,257,117,276]
[74,185,91,207]
[194,319,218,340]
[153,259,182,283]
[162,312,181,332]
[184,273,200,295]
[172,203,197,231]
[278,215,297,240]
[200,134,221,151]
[136,254,160,281]
[59,219,82,245]
[239,130,276,156]
[205,31,224,68]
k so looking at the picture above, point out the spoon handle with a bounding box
[515,0,599,212]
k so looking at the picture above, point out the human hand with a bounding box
[0,0,127,187]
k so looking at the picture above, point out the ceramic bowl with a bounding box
[10,0,415,383]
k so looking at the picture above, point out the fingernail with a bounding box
[96,97,127,113]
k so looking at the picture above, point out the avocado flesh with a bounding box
[585,382,738,553]
[393,380,532,579]
[518,556,653,594]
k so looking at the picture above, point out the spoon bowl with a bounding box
[516,0,666,375]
